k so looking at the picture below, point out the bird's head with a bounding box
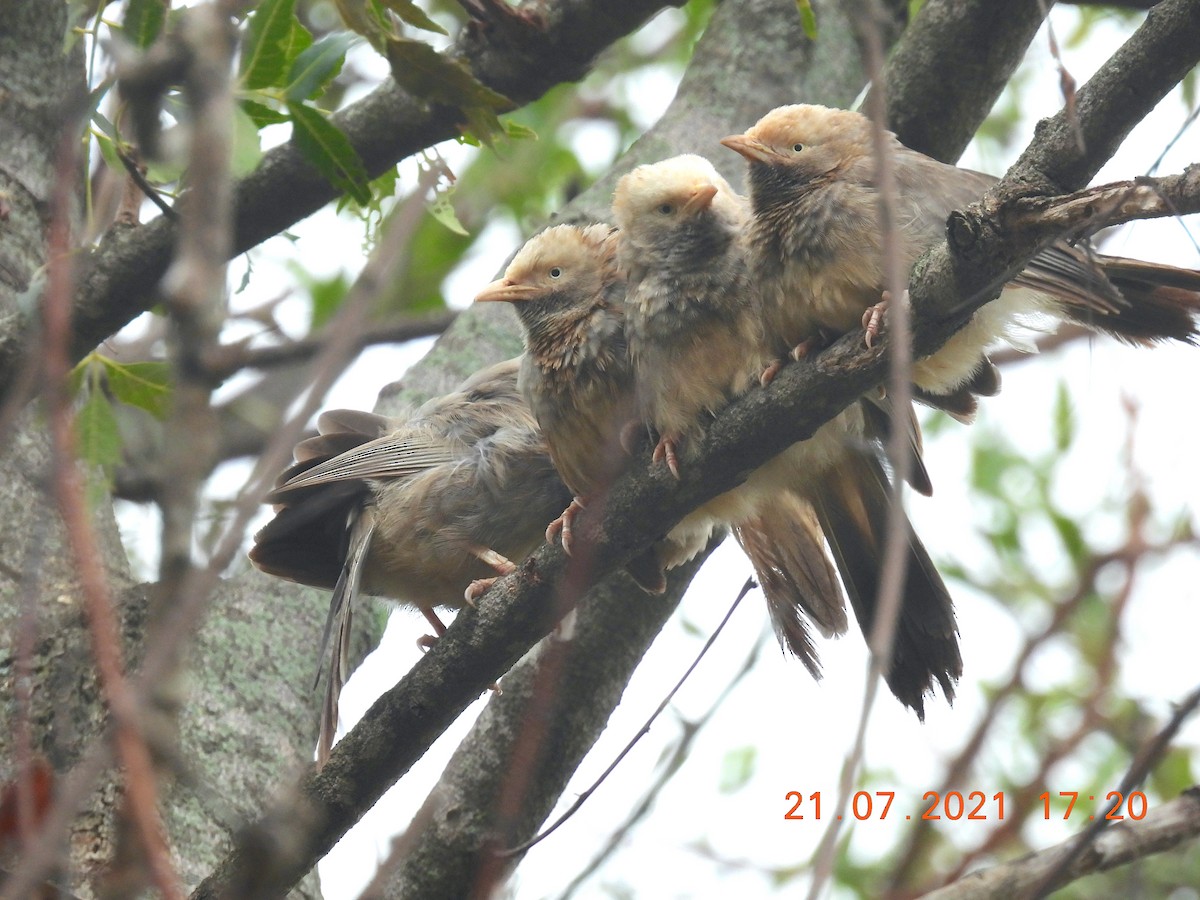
[475,223,620,343]
[721,104,872,193]
[612,154,744,267]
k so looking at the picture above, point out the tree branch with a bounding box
[187,1,1200,896]
[0,0,679,402]
[876,0,1050,162]
[923,787,1200,899]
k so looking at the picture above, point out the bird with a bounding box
[474,223,709,587]
[249,358,572,765]
[721,103,1200,420]
[612,154,960,713]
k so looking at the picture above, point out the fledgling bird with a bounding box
[249,358,572,765]
[613,155,960,712]
[722,103,1200,419]
[475,223,712,583]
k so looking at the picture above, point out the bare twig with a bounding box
[806,3,913,894]
[923,787,1200,900]
[557,626,770,900]
[1028,685,1200,897]
[500,577,755,857]
[41,95,183,900]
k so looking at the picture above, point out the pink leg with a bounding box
[462,545,518,604]
[862,290,903,349]
[652,434,681,479]
[546,496,587,556]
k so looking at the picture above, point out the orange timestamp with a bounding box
[783,790,1150,822]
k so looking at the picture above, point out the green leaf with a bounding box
[231,104,264,177]
[285,32,356,102]
[907,0,925,21]
[287,102,371,204]
[502,119,538,141]
[379,0,447,35]
[385,36,511,117]
[102,360,173,420]
[429,190,468,236]
[76,390,123,472]
[240,0,313,91]
[240,97,290,128]
[795,0,817,39]
[124,0,167,48]
[718,746,757,794]
[333,0,392,48]
[1052,381,1075,452]
[93,129,125,174]
[288,265,351,330]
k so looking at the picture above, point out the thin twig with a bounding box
[1029,687,1200,897]
[806,3,913,894]
[41,94,183,900]
[501,577,756,857]
[557,624,769,900]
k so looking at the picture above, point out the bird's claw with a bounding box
[547,497,586,555]
[789,338,817,361]
[652,435,681,479]
[464,577,496,604]
[862,298,889,348]
[760,359,785,387]
[417,634,439,652]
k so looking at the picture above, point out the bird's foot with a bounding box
[652,434,681,479]
[547,496,587,555]
[789,337,820,361]
[760,358,786,387]
[863,290,905,348]
[464,577,496,604]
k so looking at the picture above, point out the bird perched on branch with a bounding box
[249,359,571,764]
[613,155,960,713]
[475,223,710,586]
[722,103,1200,420]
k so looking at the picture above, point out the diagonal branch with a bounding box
[21,0,679,396]
[190,2,1200,893]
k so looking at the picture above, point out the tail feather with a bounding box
[809,451,961,718]
[317,506,376,767]
[735,494,845,677]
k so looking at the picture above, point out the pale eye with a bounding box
[549,267,562,278]
[657,203,673,215]
[792,143,804,152]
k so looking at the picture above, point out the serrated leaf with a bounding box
[240,97,290,128]
[385,36,511,113]
[795,0,817,39]
[76,390,123,472]
[285,32,356,102]
[287,102,371,204]
[241,0,313,91]
[231,104,263,177]
[102,359,174,420]
[718,746,757,793]
[379,0,447,35]
[124,0,167,48]
[429,191,468,236]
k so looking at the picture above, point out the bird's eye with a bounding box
[658,203,673,215]
[792,143,804,152]
[549,267,562,278]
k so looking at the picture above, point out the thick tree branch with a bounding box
[0,0,680,401]
[876,0,1050,162]
[190,1,1200,894]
